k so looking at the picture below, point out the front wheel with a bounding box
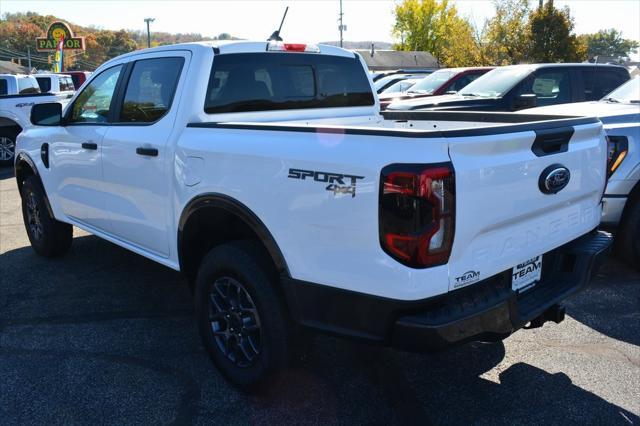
[194,241,299,391]
[21,176,73,257]
[616,194,640,270]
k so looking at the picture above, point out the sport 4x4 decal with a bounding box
[288,168,364,198]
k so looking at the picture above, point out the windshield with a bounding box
[382,79,419,94]
[458,67,531,98]
[408,70,457,94]
[602,77,640,104]
[374,75,406,91]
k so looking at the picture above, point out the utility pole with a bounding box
[144,18,155,48]
[338,0,345,48]
[27,46,32,70]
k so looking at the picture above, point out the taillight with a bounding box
[606,135,628,178]
[266,41,320,53]
[379,163,455,268]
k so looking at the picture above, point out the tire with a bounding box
[616,193,640,270]
[194,240,299,391]
[20,176,73,257]
[0,128,17,167]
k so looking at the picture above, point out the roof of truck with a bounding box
[112,40,356,60]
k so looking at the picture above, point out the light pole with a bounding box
[144,18,155,48]
[338,0,345,48]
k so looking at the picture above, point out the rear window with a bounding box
[205,53,374,114]
[36,77,52,93]
[0,79,7,96]
[60,76,75,92]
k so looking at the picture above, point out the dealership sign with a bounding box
[36,21,85,52]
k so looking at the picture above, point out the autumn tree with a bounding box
[528,0,585,63]
[392,0,479,66]
[483,0,530,65]
[580,29,640,61]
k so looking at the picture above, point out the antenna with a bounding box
[268,6,289,41]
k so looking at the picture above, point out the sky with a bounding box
[1,0,639,55]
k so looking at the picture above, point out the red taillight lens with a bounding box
[379,163,455,268]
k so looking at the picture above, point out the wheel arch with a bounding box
[177,193,290,283]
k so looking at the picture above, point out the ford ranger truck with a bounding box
[15,41,612,390]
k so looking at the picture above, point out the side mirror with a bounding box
[31,102,63,126]
[512,94,537,110]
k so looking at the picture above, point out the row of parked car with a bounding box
[373,63,639,267]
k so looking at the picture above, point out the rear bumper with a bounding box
[283,230,612,352]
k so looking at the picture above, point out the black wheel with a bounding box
[616,193,640,270]
[0,128,17,167]
[194,240,298,391]
[21,176,73,257]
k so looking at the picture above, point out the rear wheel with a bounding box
[194,240,299,391]
[21,176,73,257]
[616,194,640,270]
[0,128,17,167]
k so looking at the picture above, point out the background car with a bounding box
[57,71,92,90]
[35,73,75,98]
[379,67,493,110]
[387,63,630,112]
[521,77,640,268]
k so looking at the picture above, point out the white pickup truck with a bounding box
[15,41,611,389]
[0,73,71,166]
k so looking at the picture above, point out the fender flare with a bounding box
[177,193,290,276]
[14,152,54,217]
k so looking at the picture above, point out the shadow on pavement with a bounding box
[1,234,638,424]
[565,257,640,347]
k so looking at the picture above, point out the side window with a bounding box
[69,65,123,124]
[118,57,184,123]
[447,74,477,93]
[17,77,41,94]
[0,79,7,96]
[36,77,52,93]
[517,69,571,107]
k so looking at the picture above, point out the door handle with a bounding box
[82,142,98,150]
[136,147,158,157]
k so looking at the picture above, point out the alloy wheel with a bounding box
[0,136,15,161]
[25,191,43,241]
[208,276,262,368]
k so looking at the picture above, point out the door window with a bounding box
[17,77,41,94]
[68,65,123,124]
[447,74,480,93]
[581,68,629,100]
[517,70,571,107]
[36,77,52,93]
[0,79,7,96]
[118,57,184,123]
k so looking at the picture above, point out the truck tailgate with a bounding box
[447,121,606,291]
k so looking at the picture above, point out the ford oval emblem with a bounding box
[539,164,571,194]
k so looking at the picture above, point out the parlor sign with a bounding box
[36,21,85,52]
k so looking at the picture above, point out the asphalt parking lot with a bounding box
[1,166,639,425]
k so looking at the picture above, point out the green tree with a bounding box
[483,0,530,65]
[528,0,585,63]
[580,29,639,61]
[392,0,479,66]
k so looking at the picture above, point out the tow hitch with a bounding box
[525,304,566,329]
